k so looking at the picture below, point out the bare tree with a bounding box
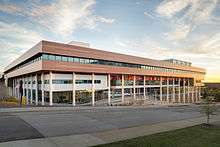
[201,88,217,125]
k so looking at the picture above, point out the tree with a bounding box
[201,88,217,125]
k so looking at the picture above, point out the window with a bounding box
[75,79,96,84]
[44,80,49,84]
[42,54,49,60]
[95,80,101,84]
[68,57,73,62]
[61,56,68,62]
[80,58,86,64]
[56,56,61,61]
[52,80,72,84]
[74,58,80,62]
[48,55,55,60]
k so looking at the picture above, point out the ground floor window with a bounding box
[53,91,72,104]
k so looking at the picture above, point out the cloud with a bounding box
[0,21,44,72]
[0,0,115,37]
[0,3,22,14]
[156,0,218,40]
[144,11,155,19]
[156,0,190,18]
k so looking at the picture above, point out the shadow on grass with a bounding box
[94,123,220,147]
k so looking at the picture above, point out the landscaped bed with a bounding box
[95,123,220,147]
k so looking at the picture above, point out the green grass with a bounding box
[95,124,220,147]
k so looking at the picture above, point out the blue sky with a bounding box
[0,0,219,82]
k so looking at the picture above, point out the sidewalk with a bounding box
[0,114,220,147]
[0,103,196,113]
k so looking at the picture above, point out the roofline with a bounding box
[4,40,206,73]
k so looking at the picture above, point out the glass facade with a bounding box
[8,53,205,76]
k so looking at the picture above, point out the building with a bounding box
[3,40,205,106]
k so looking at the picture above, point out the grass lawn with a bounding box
[95,124,220,147]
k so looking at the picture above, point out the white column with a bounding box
[30,76,33,104]
[198,87,201,101]
[144,76,146,99]
[49,72,53,106]
[41,73,45,106]
[12,79,15,97]
[72,72,76,106]
[92,73,95,106]
[26,77,29,104]
[191,87,194,103]
[14,79,17,98]
[160,77,162,101]
[108,74,111,105]
[195,87,198,103]
[183,78,186,103]
[133,75,136,99]
[166,78,169,103]
[172,78,175,103]
[22,78,26,99]
[35,74,38,105]
[16,79,19,98]
[122,74,124,102]
[187,79,190,103]
[178,78,181,103]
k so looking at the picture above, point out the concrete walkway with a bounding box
[0,114,220,147]
[0,103,193,113]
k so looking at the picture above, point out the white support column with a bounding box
[92,73,95,106]
[192,87,194,103]
[12,79,15,97]
[72,72,76,106]
[144,76,146,99]
[30,76,33,104]
[26,77,29,104]
[188,79,190,103]
[14,79,17,98]
[160,77,162,102]
[41,73,45,106]
[49,72,53,106]
[183,78,186,103]
[121,74,124,102]
[198,87,201,102]
[21,77,26,96]
[133,75,136,99]
[16,79,18,99]
[178,78,181,103]
[172,78,175,103]
[35,74,38,105]
[166,78,169,103]
[195,87,198,103]
[108,74,111,105]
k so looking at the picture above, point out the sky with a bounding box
[0,0,219,82]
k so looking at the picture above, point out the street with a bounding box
[0,105,210,143]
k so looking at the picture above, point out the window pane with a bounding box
[48,55,55,61]
[62,56,68,62]
[74,58,80,62]
[56,56,61,61]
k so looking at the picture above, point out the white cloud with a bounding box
[143,11,155,19]
[0,3,22,14]
[0,0,115,37]
[156,0,218,40]
[95,16,115,24]
[0,21,44,72]
[156,0,190,18]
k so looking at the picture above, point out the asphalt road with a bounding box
[0,105,214,143]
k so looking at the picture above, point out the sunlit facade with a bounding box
[4,40,206,106]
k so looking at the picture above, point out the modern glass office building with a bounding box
[4,40,205,106]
